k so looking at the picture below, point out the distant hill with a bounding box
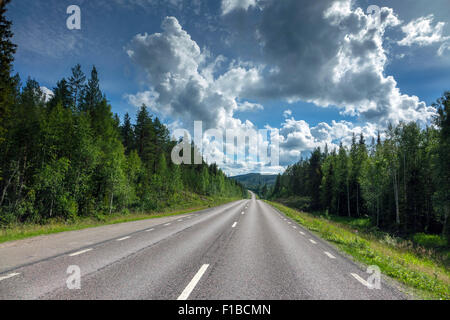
[231,173,278,190]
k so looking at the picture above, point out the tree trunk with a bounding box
[14,149,28,210]
[376,196,380,227]
[356,184,360,217]
[0,162,19,207]
[109,192,114,215]
[393,170,400,225]
[347,179,351,217]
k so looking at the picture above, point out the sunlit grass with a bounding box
[267,201,450,300]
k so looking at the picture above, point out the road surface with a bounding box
[0,194,405,300]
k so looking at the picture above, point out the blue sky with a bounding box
[6,0,450,175]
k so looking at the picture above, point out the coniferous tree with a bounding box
[0,0,16,146]
[68,64,86,111]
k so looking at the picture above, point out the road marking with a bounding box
[288,222,292,225]
[351,273,372,288]
[324,252,336,259]
[178,219,183,222]
[309,239,317,244]
[69,248,93,257]
[117,236,131,241]
[299,231,305,235]
[292,226,297,229]
[0,273,20,282]
[145,228,155,232]
[164,223,171,226]
[241,212,245,215]
[232,222,238,228]
[177,264,209,300]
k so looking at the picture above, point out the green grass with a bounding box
[0,194,242,244]
[266,201,450,300]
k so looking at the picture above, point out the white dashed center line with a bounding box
[292,226,297,229]
[324,252,336,259]
[0,273,20,282]
[232,222,238,228]
[117,236,131,242]
[69,248,93,257]
[177,264,209,300]
[309,239,317,244]
[299,231,305,235]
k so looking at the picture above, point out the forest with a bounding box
[0,2,246,226]
[267,102,450,245]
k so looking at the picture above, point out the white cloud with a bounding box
[126,5,438,175]
[40,86,54,102]
[283,109,292,118]
[126,16,262,130]
[236,101,264,112]
[270,117,379,166]
[398,14,449,47]
[224,0,436,126]
[221,0,260,15]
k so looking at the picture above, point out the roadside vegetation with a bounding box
[0,194,241,244]
[263,92,450,250]
[268,201,450,300]
[0,1,247,234]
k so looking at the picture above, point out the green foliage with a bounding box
[269,94,450,248]
[413,233,447,249]
[0,62,245,225]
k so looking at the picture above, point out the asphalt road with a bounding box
[0,194,406,300]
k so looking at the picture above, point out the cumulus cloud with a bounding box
[126,16,262,130]
[125,2,439,175]
[222,0,436,126]
[398,14,449,47]
[271,117,379,166]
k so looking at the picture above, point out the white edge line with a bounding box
[177,264,209,300]
[0,273,20,281]
[164,223,171,226]
[232,222,237,228]
[351,273,372,288]
[300,232,305,235]
[145,228,155,232]
[69,248,93,257]
[324,251,336,259]
[117,236,131,241]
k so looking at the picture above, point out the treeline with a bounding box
[270,94,450,242]
[0,2,245,224]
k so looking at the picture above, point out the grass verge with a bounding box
[266,201,450,300]
[0,195,242,244]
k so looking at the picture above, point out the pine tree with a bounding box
[434,92,450,242]
[0,0,16,145]
[48,78,72,110]
[121,113,134,155]
[82,66,103,112]
[68,64,86,111]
